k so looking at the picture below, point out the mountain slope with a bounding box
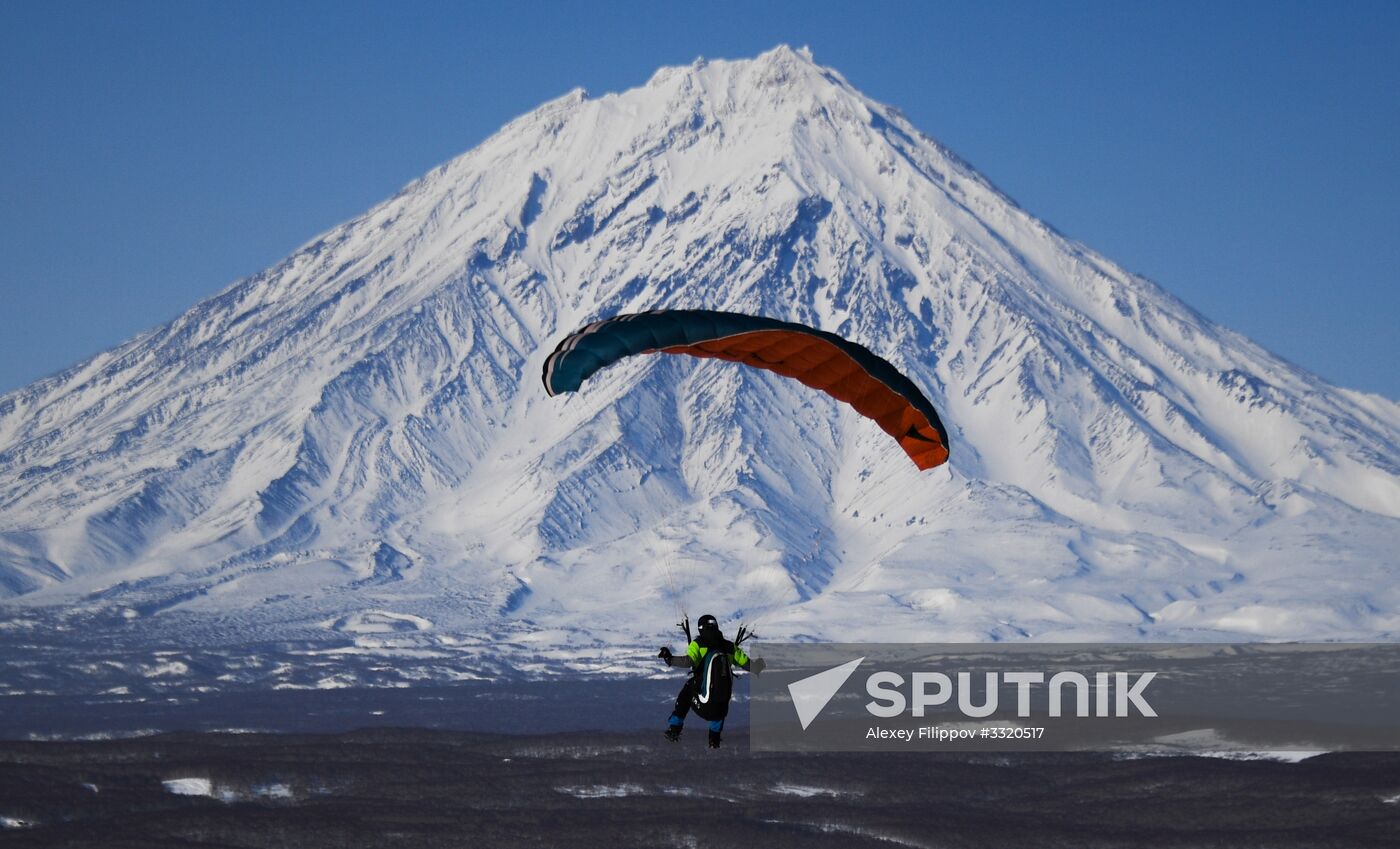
[1,47,1397,690]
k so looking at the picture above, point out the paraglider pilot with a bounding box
[658,614,763,749]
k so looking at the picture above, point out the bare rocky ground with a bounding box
[0,729,1398,848]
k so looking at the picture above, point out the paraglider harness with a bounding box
[674,616,754,722]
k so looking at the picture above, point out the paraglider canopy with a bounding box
[542,309,949,470]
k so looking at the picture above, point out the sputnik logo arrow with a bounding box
[788,657,865,730]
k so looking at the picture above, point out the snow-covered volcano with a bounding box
[1,47,1397,689]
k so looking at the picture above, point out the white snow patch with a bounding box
[328,610,433,634]
[1196,750,1328,763]
[141,661,189,678]
[1120,728,1329,762]
[253,783,294,799]
[771,783,856,798]
[556,783,646,798]
[163,777,214,797]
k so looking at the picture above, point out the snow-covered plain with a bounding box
[0,46,1397,694]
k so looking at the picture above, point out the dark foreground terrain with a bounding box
[0,729,1398,848]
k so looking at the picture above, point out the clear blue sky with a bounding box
[3,1,1397,398]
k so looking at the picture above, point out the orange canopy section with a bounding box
[660,331,947,470]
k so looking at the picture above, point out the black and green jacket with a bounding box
[665,636,751,671]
